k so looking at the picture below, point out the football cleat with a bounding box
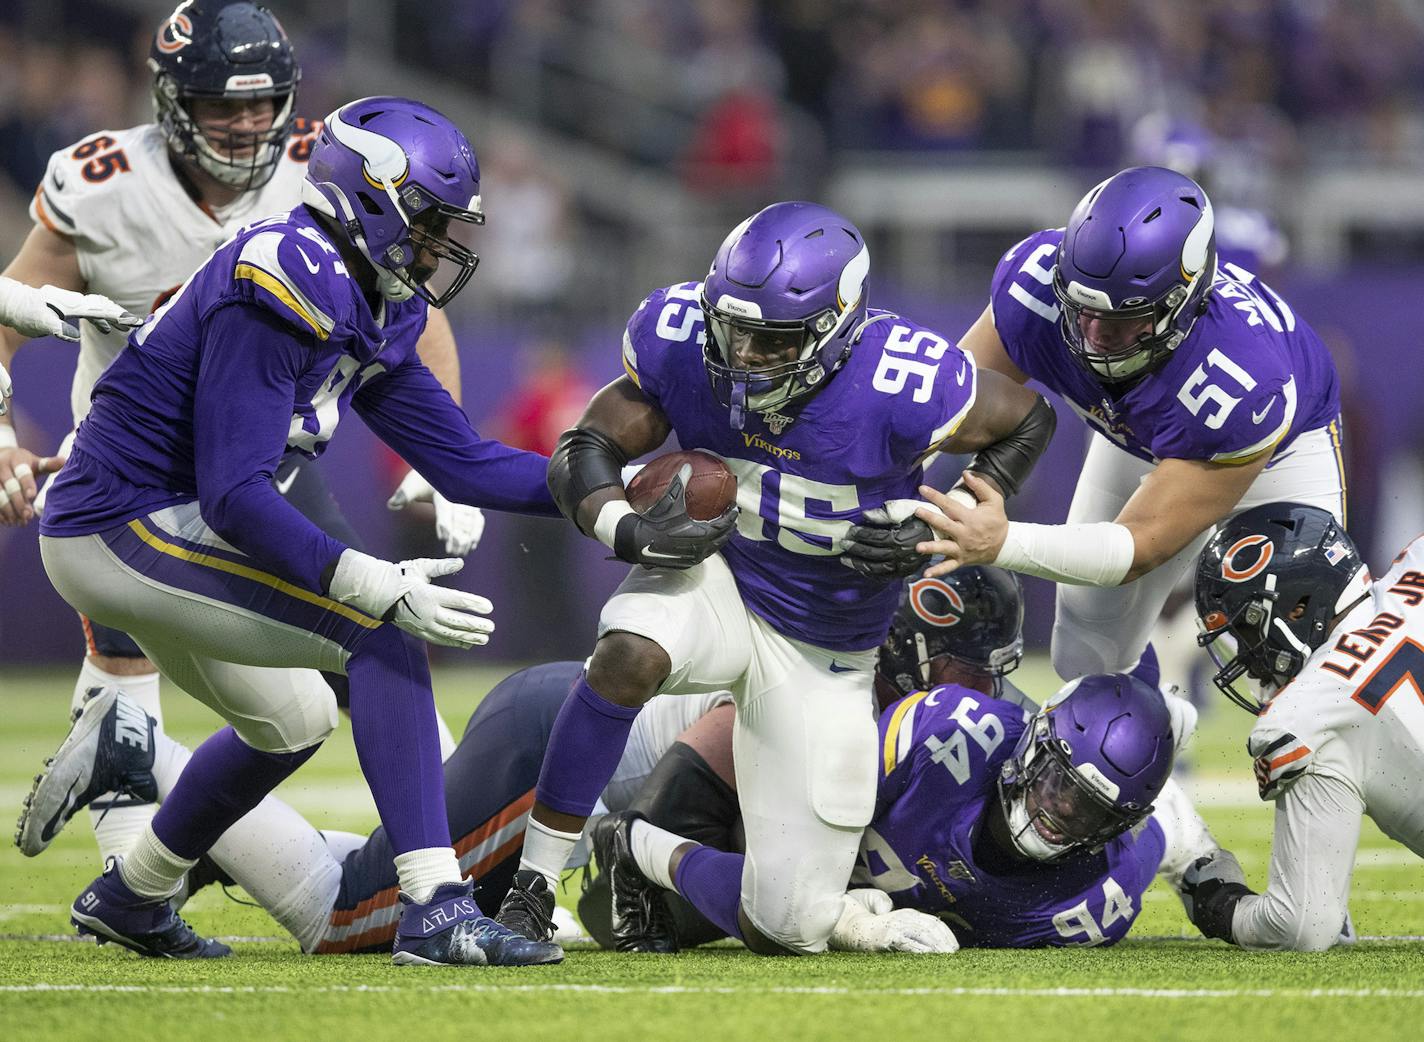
[492,869,560,943]
[15,686,158,856]
[392,880,563,967]
[71,860,231,959]
[592,811,678,954]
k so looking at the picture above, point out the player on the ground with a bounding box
[585,568,1217,953]
[494,200,1059,956]
[0,0,480,866]
[913,166,1345,689]
[1181,502,1421,951]
[18,662,730,954]
[20,95,564,967]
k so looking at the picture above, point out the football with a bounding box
[625,450,738,520]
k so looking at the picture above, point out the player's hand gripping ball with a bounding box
[615,451,739,569]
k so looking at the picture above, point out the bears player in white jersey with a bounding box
[1181,503,1417,950]
[0,1,477,865]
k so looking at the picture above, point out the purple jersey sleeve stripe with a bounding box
[882,690,929,776]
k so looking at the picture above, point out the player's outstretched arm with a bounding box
[549,376,738,570]
[916,447,1269,584]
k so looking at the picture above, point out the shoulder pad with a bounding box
[231,223,353,341]
[1248,727,1314,800]
[30,128,148,241]
[622,282,704,389]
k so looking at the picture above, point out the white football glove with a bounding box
[387,469,487,557]
[0,361,10,417]
[828,889,960,954]
[327,549,494,649]
[0,276,141,343]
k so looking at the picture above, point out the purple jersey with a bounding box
[855,685,1165,947]
[41,205,557,592]
[990,229,1338,466]
[622,282,977,651]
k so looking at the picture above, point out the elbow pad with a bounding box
[966,394,1056,498]
[548,426,630,533]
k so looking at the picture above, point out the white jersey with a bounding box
[1232,535,1424,949]
[29,120,320,423]
[602,690,734,812]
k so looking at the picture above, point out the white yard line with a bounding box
[2,982,1424,999]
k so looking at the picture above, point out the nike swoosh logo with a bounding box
[956,363,968,386]
[294,245,320,275]
[274,467,300,495]
[828,661,856,674]
[1252,398,1276,424]
[40,777,83,843]
[640,546,683,561]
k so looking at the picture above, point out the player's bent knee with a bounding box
[738,907,814,957]
[587,630,670,706]
[232,676,339,754]
[740,897,837,955]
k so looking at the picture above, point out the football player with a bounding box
[913,167,1345,689]
[1182,503,1418,951]
[495,200,1059,956]
[0,1,479,868]
[19,663,730,954]
[584,568,1217,953]
[22,96,564,967]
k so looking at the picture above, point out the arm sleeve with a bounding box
[1231,770,1363,951]
[353,358,560,517]
[192,303,348,591]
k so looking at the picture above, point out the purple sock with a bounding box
[673,845,745,941]
[535,673,641,816]
[151,727,317,860]
[346,626,451,854]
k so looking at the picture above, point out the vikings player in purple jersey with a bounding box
[916,166,1345,687]
[586,570,1217,953]
[493,201,1057,956]
[26,97,563,967]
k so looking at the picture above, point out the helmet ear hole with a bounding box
[356,191,385,217]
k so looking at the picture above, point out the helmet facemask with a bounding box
[701,294,853,428]
[154,73,296,191]
[998,715,1151,863]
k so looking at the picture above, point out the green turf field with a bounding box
[3,660,1422,1041]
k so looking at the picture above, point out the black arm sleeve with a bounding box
[965,393,1056,498]
[547,426,630,534]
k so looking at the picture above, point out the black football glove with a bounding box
[839,506,933,578]
[612,464,739,570]
[1180,850,1255,943]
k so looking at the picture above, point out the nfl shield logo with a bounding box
[763,411,794,434]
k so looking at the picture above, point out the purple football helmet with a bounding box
[701,201,870,429]
[1052,166,1217,385]
[301,96,484,308]
[998,673,1175,863]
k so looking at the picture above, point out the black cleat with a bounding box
[591,811,678,954]
[493,869,559,943]
[71,861,231,959]
[15,687,157,856]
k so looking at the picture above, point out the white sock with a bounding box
[149,729,346,951]
[519,817,583,892]
[435,711,457,763]
[119,828,195,900]
[75,662,163,864]
[629,819,688,891]
[393,847,463,904]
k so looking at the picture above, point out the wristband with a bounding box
[994,520,1135,586]
[593,499,636,550]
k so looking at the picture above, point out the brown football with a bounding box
[625,450,738,520]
